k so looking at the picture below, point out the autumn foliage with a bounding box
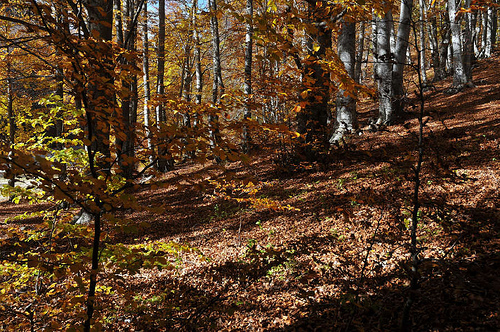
[0,0,499,331]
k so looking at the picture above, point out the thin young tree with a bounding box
[208,0,224,151]
[242,0,253,151]
[142,1,153,164]
[193,0,203,107]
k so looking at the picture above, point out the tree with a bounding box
[208,0,224,150]
[448,0,468,88]
[242,0,253,151]
[463,0,474,81]
[296,0,334,154]
[418,0,428,86]
[156,0,170,171]
[142,1,153,164]
[330,18,357,144]
[193,0,203,106]
[354,21,367,84]
[375,9,394,124]
[115,0,143,179]
[392,0,414,114]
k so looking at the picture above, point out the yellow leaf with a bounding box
[312,42,320,53]
[267,0,277,12]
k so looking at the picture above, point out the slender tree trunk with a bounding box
[209,0,224,151]
[473,12,481,57]
[448,0,468,87]
[114,0,124,46]
[142,2,153,164]
[392,0,414,114]
[389,10,396,52]
[491,5,497,50]
[116,0,139,179]
[376,10,394,124]
[354,21,366,84]
[81,1,113,330]
[372,12,379,81]
[242,0,253,151]
[429,16,442,80]
[181,51,192,128]
[440,13,451,77]
[156,0,170,171]
[484,7,494,57]
[194,8,203,107]
[330,19,357,144]
[156,0,166,124]
[181,0,198,128]
[193,0,202,130]
[463,0,474,81]
[6,47,16,189]
[419,0,428,85]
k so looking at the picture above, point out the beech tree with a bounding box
[296,1,333,151]
[142,1,153,163]
[330,18,357,143]
[242,0,253,151]
[375,9,394,124]
[448,0,468,87]
[392,0,413,114]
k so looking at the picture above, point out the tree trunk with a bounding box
[242,0,253,151]
[491,6,497,50]
[419,0,428,85]
[448,0,468,87]
[156,0,170,172]
[439,13,451,78]
[392,0,414,114]
[484,7,494,57]
[429,16,445,81]
[156,0,166,124]
[354,21,366,84]
[114,0,124,46]
[375,10,394,124]
[142,2,153,165]
[116,0,139,179]
[463,0,474,81]
[194,14,203,106]
[296,1,332,153]
[330,19,357,144]
[372,12,379,81]
[80,2,113,330]
[6,46,16,189]
[209,0,224,151]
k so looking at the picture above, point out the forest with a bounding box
[0,0,499,330]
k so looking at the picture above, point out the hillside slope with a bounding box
[1,52,499,331]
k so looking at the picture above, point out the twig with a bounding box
[344,210,384,332]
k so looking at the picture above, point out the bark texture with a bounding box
[330,19,357,144]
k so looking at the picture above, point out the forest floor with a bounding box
[1,53,500,331]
